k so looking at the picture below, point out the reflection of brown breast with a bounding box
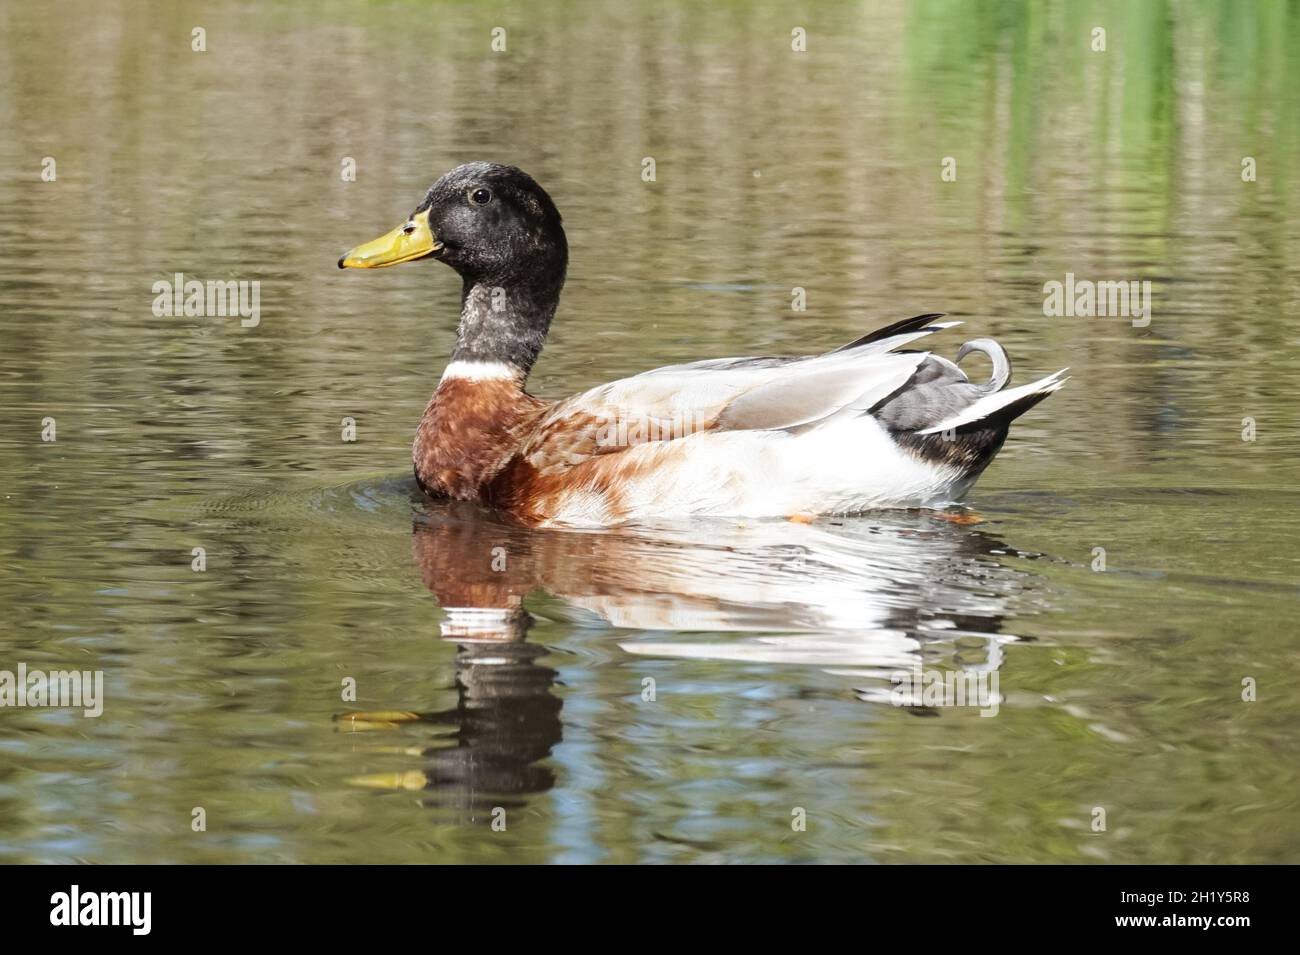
[412,516,539,609]
[412,378,548,501]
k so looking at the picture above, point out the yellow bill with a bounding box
[338,207,442,269]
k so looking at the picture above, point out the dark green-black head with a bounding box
[339,161,567,288]
[339,162,569,373]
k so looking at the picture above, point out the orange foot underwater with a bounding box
[928,510,985,526]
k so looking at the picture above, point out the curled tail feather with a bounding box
[956,339,1010,393]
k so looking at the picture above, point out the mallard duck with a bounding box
[339,162,1066,527]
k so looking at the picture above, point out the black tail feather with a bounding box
[953,386,1054,433]
[832,313,947,353]
[892,387,1055,481]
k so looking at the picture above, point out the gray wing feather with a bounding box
[872,339,1014,432]
[715,352,927,432]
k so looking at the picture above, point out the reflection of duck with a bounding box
[410,502,1034,678]
[339,161,1067,526]
[343,607,562,811]
[344,506,1037,806]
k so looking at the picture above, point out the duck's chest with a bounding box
[412,378,547,500]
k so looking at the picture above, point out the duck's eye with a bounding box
[469,188,492,206]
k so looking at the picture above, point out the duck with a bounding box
[339,161,1067,527]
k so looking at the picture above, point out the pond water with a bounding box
[0,0,1297,863]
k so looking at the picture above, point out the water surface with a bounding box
[1,0,1298,863]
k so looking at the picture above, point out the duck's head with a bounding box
[339,161,566,283]
[339,162,567,374]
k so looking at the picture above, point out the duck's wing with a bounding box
[521,314,958,473]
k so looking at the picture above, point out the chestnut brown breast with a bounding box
[412,378,548,501]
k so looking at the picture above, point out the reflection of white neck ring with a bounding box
[440,606,526,642]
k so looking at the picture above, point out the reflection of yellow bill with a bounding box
[338,208,442,269]
[335,710,422,732]
[369,745,428,757]
[348,771,428,791]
